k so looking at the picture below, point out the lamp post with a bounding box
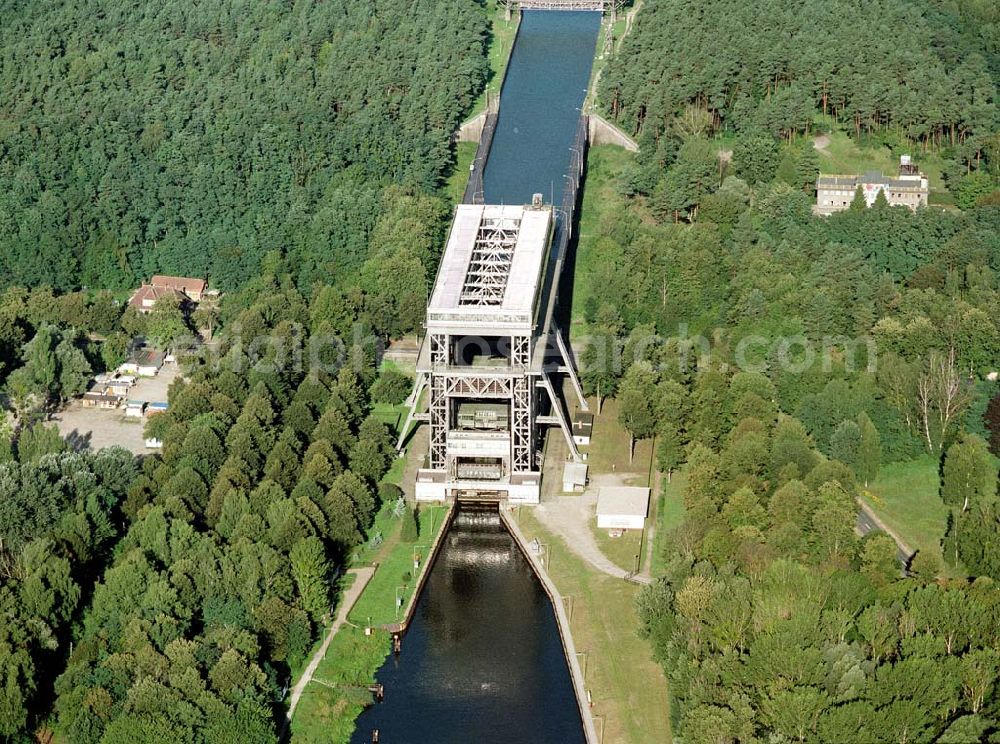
[394,585,408,620]
[569,145,583,174]
[412,545,427,571]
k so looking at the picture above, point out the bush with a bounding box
[401,504,419,543]
[371,368,413,406]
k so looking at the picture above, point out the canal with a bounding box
[483,10,601,205]
[350,506,585,743]
[350,10,600,742]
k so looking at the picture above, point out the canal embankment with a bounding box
[513,507,673,743]
[386,503,456,632]
[350,503,587,743]
[287,503,451,742]
[457,7,521,138]
[499,506,600,744]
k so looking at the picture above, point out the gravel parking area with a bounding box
[53,362,181,454]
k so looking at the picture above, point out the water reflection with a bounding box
[483,10,602,206]
[350,505,585,743]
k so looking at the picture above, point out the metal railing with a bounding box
[462,98,500,205]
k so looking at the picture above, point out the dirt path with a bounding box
[283,566,376,728]
[399,425,428,499]
[535,473,651,585]
[813,134,831,153]
[639,469,661,580]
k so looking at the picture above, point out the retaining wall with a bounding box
[499,506,600,744]
[393,504,456,632]
[587,112,639,151]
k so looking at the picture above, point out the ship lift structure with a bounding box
[396,200,588,505]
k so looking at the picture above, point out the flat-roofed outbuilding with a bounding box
[596,486,650,531]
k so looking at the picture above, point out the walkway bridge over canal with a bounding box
[503,0,626,13]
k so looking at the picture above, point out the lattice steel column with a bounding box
[429,374,448,471]
[511,376,534,473]
[512,335,531,369]
[430,334,448,367]
[428,334,449,470]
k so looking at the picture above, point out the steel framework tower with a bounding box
[397,201,586,504]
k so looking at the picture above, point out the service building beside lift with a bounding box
[399,200,588,504]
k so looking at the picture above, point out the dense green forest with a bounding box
[0,0,488,293]
[578,143,1000,738]
[0,0,490,738]
[52,273,403,742]
[582,1,1000,726]
[600,0,999,190]
[0,272,413,740]
[0,442,137,739]
[586,7,999,738]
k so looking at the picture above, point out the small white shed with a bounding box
[596,486,650,531]
[563,462,588,492]
[572,411,594,446]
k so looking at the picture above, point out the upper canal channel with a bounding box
[350,10,601,743]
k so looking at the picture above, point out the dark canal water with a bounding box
[483,10,602,205]
[350,506,585,743]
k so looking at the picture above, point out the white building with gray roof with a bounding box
[815,156,929,215]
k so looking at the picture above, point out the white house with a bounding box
[596,486,650,531]
[119,349,164,378]
[563,461,588,492]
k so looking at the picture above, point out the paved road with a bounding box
[856,502,913,567]
[283,566,376,728]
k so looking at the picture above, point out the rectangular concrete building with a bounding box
[815,156,928,215]
[596,486,650,531]
[563,461,588,492]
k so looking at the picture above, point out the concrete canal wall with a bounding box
[499,506,600,744]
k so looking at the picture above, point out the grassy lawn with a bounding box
[570,145,637,330]
[592,522,644,573]
[371,401,405,436]
[861,457,944,562]
[582,396,654,483]
[861,455,998,570]
[445,141,477,205]
[813,129,949,201]
[290,626,390,743]
[293,505,448,741]
[577,395,656,574]
[517,509,672,744]
[651,470,687,576]
[349,505,447,627]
